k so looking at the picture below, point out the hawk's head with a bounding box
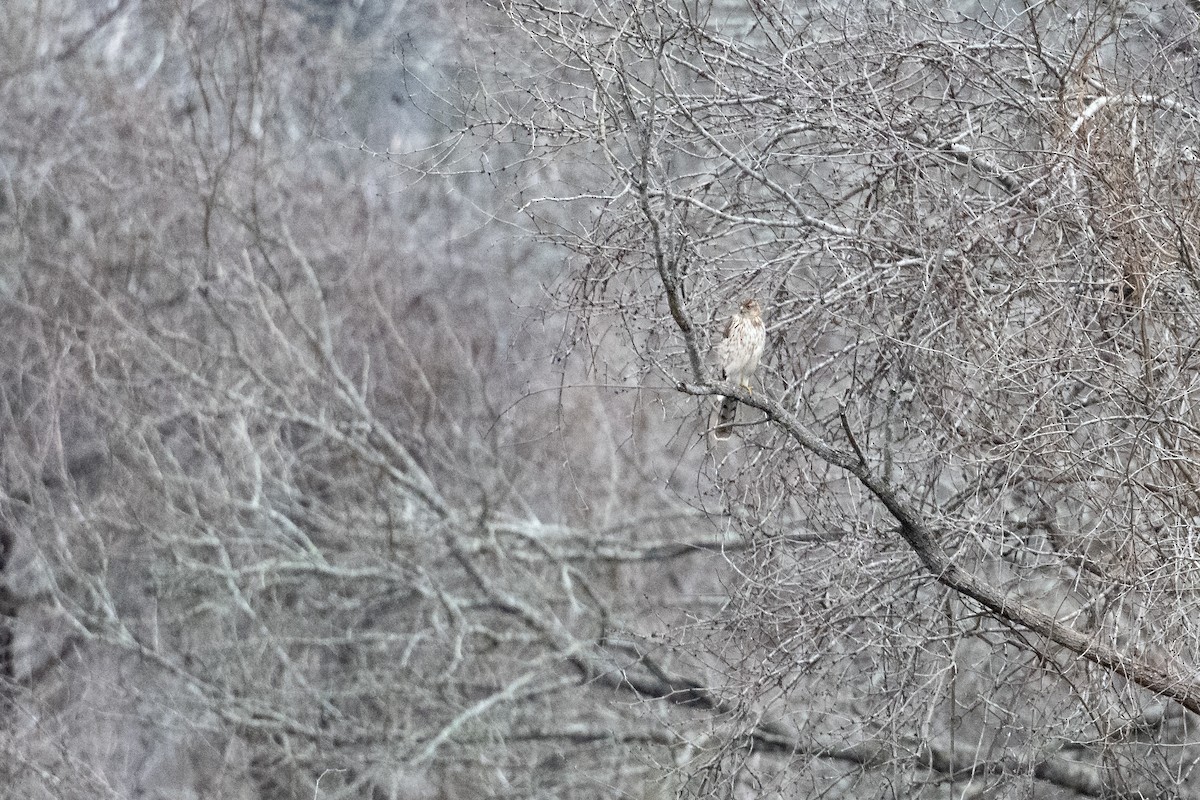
[741,298,762,316]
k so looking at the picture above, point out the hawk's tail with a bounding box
[712,396,738,440]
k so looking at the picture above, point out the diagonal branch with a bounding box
[677,380,1200,715]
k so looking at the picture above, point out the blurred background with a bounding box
[4,0,1200,797]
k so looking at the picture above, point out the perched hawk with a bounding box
[711,298,766,440]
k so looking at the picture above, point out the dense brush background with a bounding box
[4,1,1200,798]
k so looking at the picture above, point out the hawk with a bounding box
[711,298,766,440]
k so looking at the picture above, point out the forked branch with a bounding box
[677,381,1200,715]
